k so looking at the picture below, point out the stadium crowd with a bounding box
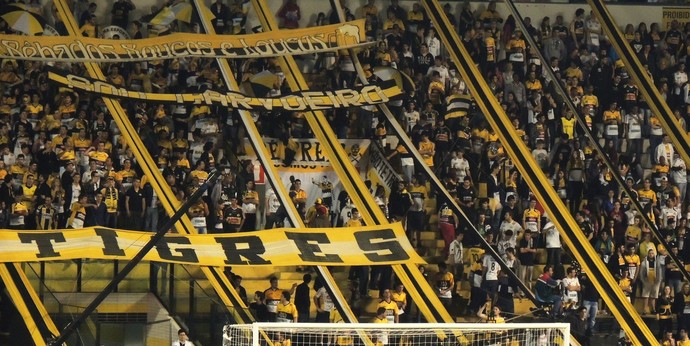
[2,0,690,344]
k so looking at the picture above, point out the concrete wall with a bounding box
[55,0,665,33]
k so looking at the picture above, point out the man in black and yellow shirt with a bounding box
[264,276,297,322]
[435,262,454,312]
[101,176,119,228]
[222,196,244,233]
[35,195,56,230]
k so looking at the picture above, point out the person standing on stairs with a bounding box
[407,176,427,248]
[438,201,459,256]
[295,274,312,323]
[264,276,297,322]
[435,262,455,315]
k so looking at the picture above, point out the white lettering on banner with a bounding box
[50,72,401,112]
[0,20,371,61]
[367,142,401,193]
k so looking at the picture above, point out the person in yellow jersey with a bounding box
[264,276,297,322]
[522,199,541,233]
[80,14,98,37]
[623,244,640,304]
[434,262,454,313]
[418,133,435,170]
[638,178,657,210]
[679,329,690,346]
[86,142,109,171]
[21,174,37,214]
[377,289,399,323]
[559,109,576,140]
[67,194,92,229]
[624,216,642,248]
[276,290,298,323]
[391,283,407,323]
[371,307,389,346]
[118,159,138,191]
[344,208,363,227]
[661,331,676,346]
[477,301,505,323]
[9,193,28,230]
[603,101,622,151]
[273,332,291,346]
[9,154,27,187]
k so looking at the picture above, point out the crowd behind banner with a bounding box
[2,0,690,344]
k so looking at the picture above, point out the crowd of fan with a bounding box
[2,0,690,344]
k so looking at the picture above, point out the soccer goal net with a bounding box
[222,322,571,346]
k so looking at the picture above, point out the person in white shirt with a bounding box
[498,212,522,255]
[450,150,471,182]
[674,63,688,97]
[624,106,644,161]
[172,329,194,346]
[403,102,420,132]
[448,232,464,283]
[425,27,441,58]
[427,57,449,88]
[313,285,334,322]
[656,135,674,166]
[264,187,282,229]
[661,198,679,229]
[544,217,561,267]
[562,266,581,309]
[482,251,500,296]
[671,152,687,205]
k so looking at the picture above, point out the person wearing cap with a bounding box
[222,194,244,233]
[305,198,322,226]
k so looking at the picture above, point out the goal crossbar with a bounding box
[223,322,571,346]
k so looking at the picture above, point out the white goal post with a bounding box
[222,322,571,346]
